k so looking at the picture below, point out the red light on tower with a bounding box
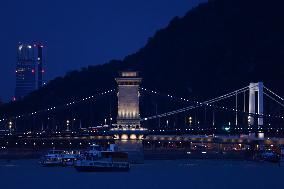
[32,69,35,73]
[42,69,45,73]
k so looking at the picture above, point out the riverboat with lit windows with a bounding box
[74,143,130,172]
[40,149,78,166]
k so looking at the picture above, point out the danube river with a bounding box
[0,159,283,189]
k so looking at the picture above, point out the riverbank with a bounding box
[0,148,253,161]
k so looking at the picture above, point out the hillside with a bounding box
[1,0,284,127]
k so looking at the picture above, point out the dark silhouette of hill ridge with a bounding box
[1,0,284,122]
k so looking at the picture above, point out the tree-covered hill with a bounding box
[1,0,284,129]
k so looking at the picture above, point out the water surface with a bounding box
[0,159,282,189]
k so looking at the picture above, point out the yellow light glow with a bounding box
[121,134,128,140]
[130,134,137,140]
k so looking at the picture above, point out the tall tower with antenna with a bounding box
[15,42,44,100]
[34,43,44,89]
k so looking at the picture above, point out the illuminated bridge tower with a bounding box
[112,71,147,141]
[248,82,264,138]
[116,71,142,128]
[113,71,145,162]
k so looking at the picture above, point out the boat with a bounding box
[61,152,79,166]
[84,143,129,161]
[41,149,79,167]
[74,143,130,172]
[280,147,284,166]
[75,159,130,172]
[40,150,65,166]
[261,151,279,163]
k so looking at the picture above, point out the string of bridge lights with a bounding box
[0,89,116,123]
[263,92,284,107]
[147,126,284,132]
[141,86,250,120]
[1,85,284,124]
[140,86,284,121]
[141,87,249,115]
[264,86,284,102]
[140,86,249,109]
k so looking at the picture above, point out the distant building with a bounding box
[15,43,44,100]
[36,44,44,89]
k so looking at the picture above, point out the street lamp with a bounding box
[72,118,76,129]
[66,120,70,131]
[8,121,12,133]
[189,116,193,125]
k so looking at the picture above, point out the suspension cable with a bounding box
[203,87,249,104]
[264,86,284,101]
[0,88,116,121]
[264,92,284,107]
[142,86,249,121]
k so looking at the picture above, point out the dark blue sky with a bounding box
[0,0,205,102]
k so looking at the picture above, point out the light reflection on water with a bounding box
[0,159,283,189]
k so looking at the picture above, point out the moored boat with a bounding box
[75,159,130,172]
[40,150,65,166]
[41,149,79,167]
[74,143,130,172]
[61,153,79,166]
[261,151,279,163]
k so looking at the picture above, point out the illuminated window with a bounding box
[121,72,137,77]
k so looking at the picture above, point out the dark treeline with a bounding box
[1,0,284,131]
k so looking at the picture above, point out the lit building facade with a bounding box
[15,43,44,100]
[36,44,44,89]
[116,71,142,128]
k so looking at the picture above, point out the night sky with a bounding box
[0,0,205,102]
